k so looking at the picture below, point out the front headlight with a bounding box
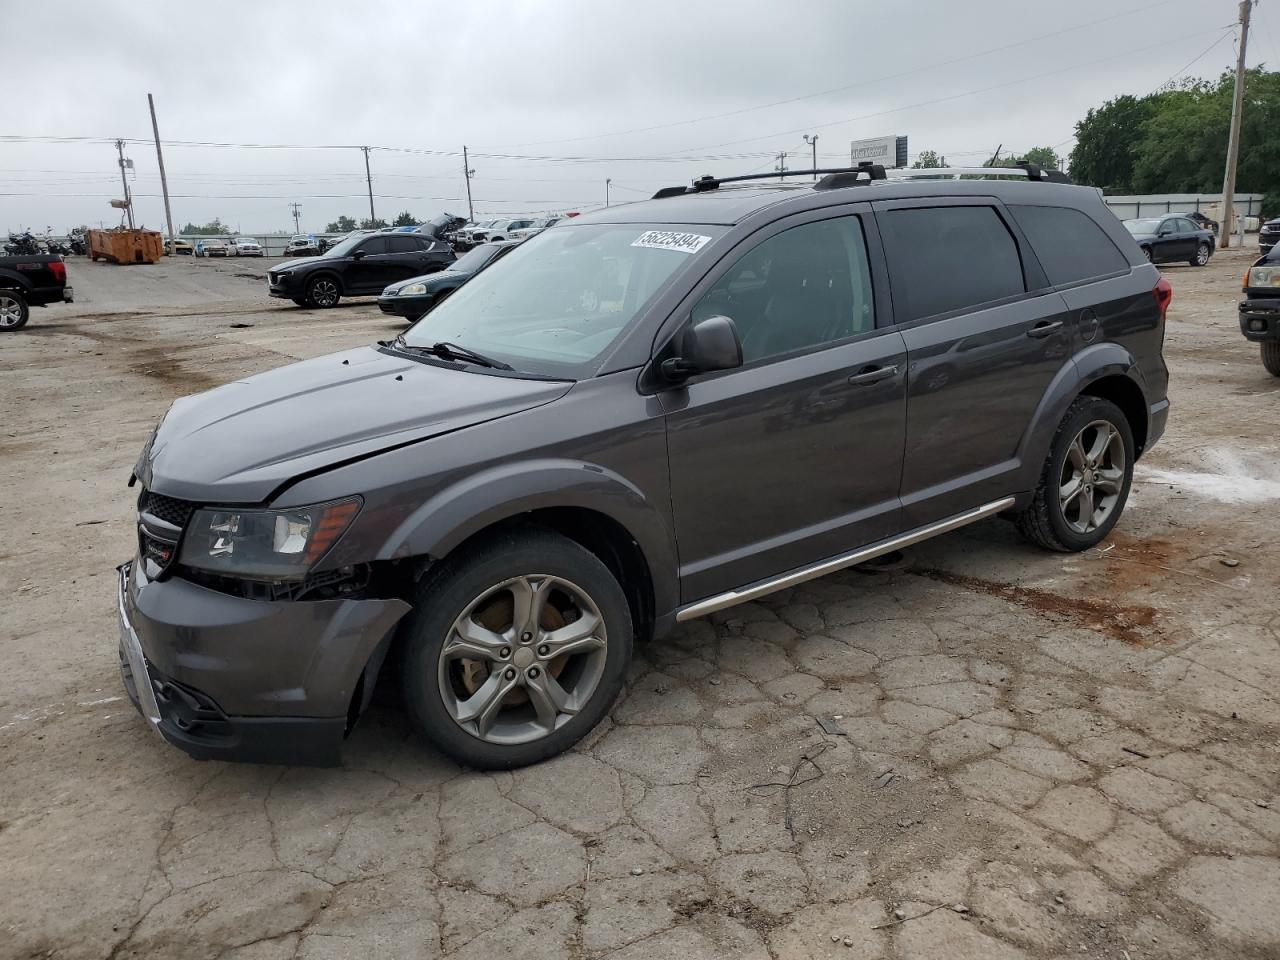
[1246,265,1280,289]
[179,497,361,581]
[398,283,428,296]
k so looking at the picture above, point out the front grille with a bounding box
[139,489,196,529]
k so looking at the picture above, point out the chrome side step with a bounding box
[675,497,1015,621]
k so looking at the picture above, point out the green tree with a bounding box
[911,150,948,169]
[325,215,357,233]
[359,217,389,229]
[1021,146,1060,169]
[1068,94,1157,192]
[391,210,417,227]
[180,218,229,235]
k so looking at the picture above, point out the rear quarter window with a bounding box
[1010,205,1130,286]
[879,205,1025,322]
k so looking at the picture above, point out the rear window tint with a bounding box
[880,206,1025,322]
[1011,205,1129,286]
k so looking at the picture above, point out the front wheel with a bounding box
[1262,341,1280,377]
[1191,242,1210,267]
[1015,396,1135,552]
[0,290,29,331]
[400,529,633,769]
[305,276,340,308]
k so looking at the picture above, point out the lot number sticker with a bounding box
[631,230,712,254]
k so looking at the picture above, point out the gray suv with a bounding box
[119,163,1171,769]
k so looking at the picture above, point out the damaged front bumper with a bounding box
[117,559,410,765]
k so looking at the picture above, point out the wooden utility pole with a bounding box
[115,139,135,229]
[290,203,302,233]
[804,134,819,180]
[462,145,475,222]
[361,146,376,224]
[147,95,176,254]
[775,151,788,181]
[606,177,611,207]
[1220,0,1252,249]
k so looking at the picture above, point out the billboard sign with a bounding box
[850,135,908,169]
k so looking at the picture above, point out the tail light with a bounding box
[49,259,67,283]
[1153,277,1172,320]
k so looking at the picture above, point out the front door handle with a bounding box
[847,364,898,386]
[1027,320,1064,339]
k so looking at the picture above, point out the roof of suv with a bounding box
[574,178,1098,228]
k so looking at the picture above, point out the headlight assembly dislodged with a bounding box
[179,497,361,581]
[1247,265,1280,288]
[398,282,428,296]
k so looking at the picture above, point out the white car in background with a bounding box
[472,218,535,244]
[229,237,264,257]
[509,216,562,240]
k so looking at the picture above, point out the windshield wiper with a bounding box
[384,335,514,371]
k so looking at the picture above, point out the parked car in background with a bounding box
[229,237,264,257]
[509,216,561,240]
[268,232,455,308]
[1185,211,1219,235]
[472,218,535,244]
[1239,244,1280,376]
[119,165,1171,769]
[1258,217,1280,256]
[1122,214,1214,266]
[284,235,321,257]
[169,239,194,255]
[0,251,72,331]
[454,220,498,250]
[195,240,229,258]
[377,240,521,322]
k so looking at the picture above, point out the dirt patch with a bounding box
[916,568,1160,645]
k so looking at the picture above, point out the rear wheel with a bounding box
[1262,341,1280,377]
[400,529,632,769]
[1191,242,1210,266]
[305,276,340,308]
[1142,246,1153,263]
[0,290,29,331]
[1015,396,1134,552]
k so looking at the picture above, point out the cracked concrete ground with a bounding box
[1,251,1278,959]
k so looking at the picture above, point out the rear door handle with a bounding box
[1027,320,1064,339]
[847,364,898,385]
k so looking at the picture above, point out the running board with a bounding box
[675,497,1016,621]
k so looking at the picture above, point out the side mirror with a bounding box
[352,249,366,260]
[1158,225,1174,236]
[661,315,743,383]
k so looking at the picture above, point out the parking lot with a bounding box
[1,247,1277,959]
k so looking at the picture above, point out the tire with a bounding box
[0,290,29,331]
[400,528,633,769]
[1142,246,1153,263]
[305,275,340,308]
[1014,396,1135,552]
[291,297,307,307]
[1262,341,1280,377]
[1190,242,1210,267]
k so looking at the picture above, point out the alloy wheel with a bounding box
[311,279,338,306]
[1195,243,1210,266]
[437,574,608,745]
[1058,419,1126,534]
[0,295,24,329]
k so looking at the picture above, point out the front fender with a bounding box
[378,458,680,617]
[1013,343,1146,493]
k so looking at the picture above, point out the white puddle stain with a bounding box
[1136,447,1280,504]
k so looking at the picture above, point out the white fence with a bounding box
[1104,193,1264,229]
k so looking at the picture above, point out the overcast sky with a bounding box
[0,0,1267,235]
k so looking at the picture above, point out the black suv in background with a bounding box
[268,233,455,308]
[120,163,1170,769]
[1239,244,1280,376]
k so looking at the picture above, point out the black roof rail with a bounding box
[651,163,891,199]
[1015,160,1073,184]
[814,162,888,190]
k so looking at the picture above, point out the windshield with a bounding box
[449,245,502,272]
[402,222,726,378]
[1124,218,1163,235]
[323,235,364,257]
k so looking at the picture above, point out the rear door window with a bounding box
[879,205,1025,323]
[388,236,419,254]
[359,237,389,255]
[1010,205,1130,286]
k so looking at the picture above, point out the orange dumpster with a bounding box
[87,229,164,264]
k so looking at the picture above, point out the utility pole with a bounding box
[606,177,612,207]
[361,146,375,224]
[775,151,788,181]
[803,134,819,180]
[115,139,135,229]
[462,145,475,222]
[1220,0,1252,249]
[147,95,176,253]
[289,202,302,233]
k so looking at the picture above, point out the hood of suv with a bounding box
[272,255,332,272]
[140,347,572,503]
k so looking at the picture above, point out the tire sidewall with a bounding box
[1044,398,1135,550]
[401,531,633,769]
[1262,341,1280,377]
[1192,242,1210,266]
[0,290,29,331]
[306,275,339,308]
